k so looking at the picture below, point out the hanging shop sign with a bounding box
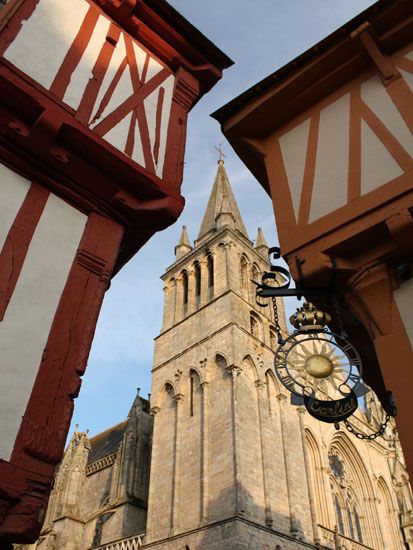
[253,248,396,438]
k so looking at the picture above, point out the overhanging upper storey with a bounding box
[213,0,413,261]
[0,0,232,270]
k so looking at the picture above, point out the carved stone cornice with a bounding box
[173,393,185,403]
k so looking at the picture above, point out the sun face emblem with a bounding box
[274,333,362,401]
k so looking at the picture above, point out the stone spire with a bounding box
[255,227,269,257]
[175,225,192,259]
[197,159,248,242]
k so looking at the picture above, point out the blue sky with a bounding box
[70,0,377,437]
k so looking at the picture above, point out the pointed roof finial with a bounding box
[197,159,248,241]
[255,227,269,258]
[215,141,226,163]
[175,225,192,259]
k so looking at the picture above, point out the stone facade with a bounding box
[17,161,413,550]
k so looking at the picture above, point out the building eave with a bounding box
[211,0,413,194]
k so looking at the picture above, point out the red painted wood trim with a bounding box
[153,85,165,165]
[360,101,413,172]
[0,213,124,542]
[0,182,49,321]
[298,112,320,226]
[396,57,413,73]
[10,213,124,474]
[161,67,198,188]
[49,6,100,99]
[265,138,297,248]
[348,86,362,202]
[385,77,413,135]
[93,67,169,137]
[124,34,155,172]
[91,56,128,125]
[124,108,137,157]
[76,23,121,125]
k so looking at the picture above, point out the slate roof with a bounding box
[197,160,248,240]
[87,421,127,465]
[86,396,151,465]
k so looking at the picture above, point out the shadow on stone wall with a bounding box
[178,484,313,550]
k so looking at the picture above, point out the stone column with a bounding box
[187,267,196,315]
[255,379,273,527]
[175,275,184,323]
[171,393,184,534]
[161,282,175,331]
[200,258,209,307]
[297,407,320,545]
[146,406,161,540]
[215,244,227,296]
[227,364,243,516]
[200,380,209,524]
[225,241,238,291]
[277,393,297,537]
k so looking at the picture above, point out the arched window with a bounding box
[194,262,201,305]
[334,494,344,534]
[190,375,194,417]
[240,255,248,296]
[269,328,277,350]
[207,254,214,296]
[354,507,363,543]
[251,263,259,300]
[182,271,188,308]
[346,506,355,540]
[250,313,260,339]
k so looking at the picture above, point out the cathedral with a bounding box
[17,161,413,550]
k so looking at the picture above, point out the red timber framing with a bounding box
[0,0,231,544]
[213,0,413,481]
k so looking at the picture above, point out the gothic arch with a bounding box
[193,261,201,304]
[329,432,375,499]
[269,326,277,350]
[188,366,204,384]
[160,381,176,402]
[328,432,380,547]
[377,476,403,549]
[250,263,260,299]
[181,270,189,310]
[240,253,249,298]
[242,354,260,381]
[206,251,214,296]
[214,353,228,369]
[250,311,262,340]
[305,428,328,525]
[264,368,281,416]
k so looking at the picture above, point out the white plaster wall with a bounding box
[63,14,111,110]
[3,0,89,90]
[309,93,350,222]
[0,163,30,252]
[279,118,310,222]
[0,193,87,461]
[3,0,175,176]
[361,75,413,157]
[394,276,413,349]
[360,119,403,195]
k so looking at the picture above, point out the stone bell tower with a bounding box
[144,160,317,549]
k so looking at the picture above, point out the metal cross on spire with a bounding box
[215,141,226,162]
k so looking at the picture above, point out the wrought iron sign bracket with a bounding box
[254,245,396,437]
[253,247,335,301]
